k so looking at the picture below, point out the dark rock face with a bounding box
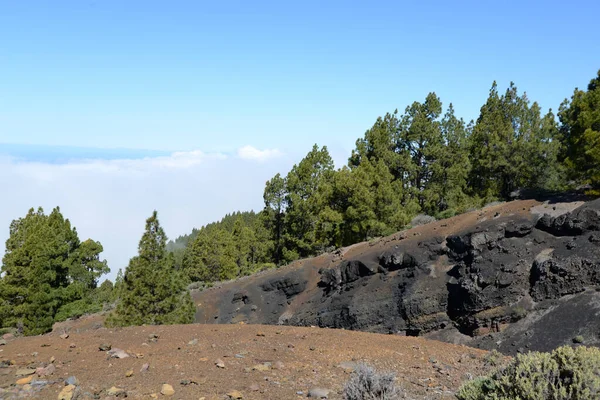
[193,199,600,354]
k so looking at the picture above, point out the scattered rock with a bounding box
[107,348,130,359]
[252,363,270,372]
[37,363,56,376]
[99,343,112,351]
[187,339,198,346]
[249,384,259,391]
[58,384,76,400]
[106,386,127,397]
[160,384,175,396]
[256,332,265,337]
[65,376,78,386]
[59,333,69,340]
[16,368,36,376]
[69,343,76,348]
[226,389,243,399]
[308,388,330,398]
[215,359,225,368]
[16,375,34,385]
[140,363,150,373]
[125,369,134,377]
[0,339,6,346]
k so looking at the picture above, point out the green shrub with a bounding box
[410,214,436,226]
[457,346,600,400]
[483,349,505,367]
[573,335,585,344]
[436,209,458,220]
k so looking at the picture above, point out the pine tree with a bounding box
[182,227,238,282]
[283,145,336,259]
[435,104,473,214]
[262,173,287,265]
[559,70,600,189]
[0,207,108,335]
[396,92,445,214]
[107,211,194,327]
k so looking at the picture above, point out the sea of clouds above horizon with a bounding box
[0,144,327,281]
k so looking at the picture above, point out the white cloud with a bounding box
[237,145,283,162]
[0,148,294,282]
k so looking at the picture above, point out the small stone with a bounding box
[215,359,225,368]
[50,356,56,363]
[36,363,56,376]
[252,364,270,372]
[65,376,78,386]
[16,368,36,376]
[16,375,34,385]
[273,361,285,370]
[140,363,150,372]
[249,384,259,391]
[0,339,6,346]
[226,389,243,399]
[58,384,76,400]
[99,343,112,351]
[107,348,130,359]
[106,386,126,397]
[308,388,330,398]
[187,339,198,346]
[235,354,245,358]
[125,369,134,377]
[256,332,265,337]
[69,343,76,348]
[160,384,175,396]
[59,333,69,340]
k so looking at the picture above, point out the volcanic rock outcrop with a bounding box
[193,198,600,354]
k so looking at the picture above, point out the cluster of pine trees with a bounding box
[0,207,111,335]
[173,72,600,281]
[0,70,598,334]
[0,208,195,335]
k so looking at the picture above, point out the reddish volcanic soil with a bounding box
[0,317,497,399]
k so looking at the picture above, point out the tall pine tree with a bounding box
[559,70,600,189]
[107,211,194,327]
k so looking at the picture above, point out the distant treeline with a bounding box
[1,70,598,335]
[169,71,600,283]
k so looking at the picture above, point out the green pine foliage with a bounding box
[559,70,600,191]
[0,207,110,335]
[106,211,194,327]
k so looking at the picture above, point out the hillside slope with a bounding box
[193,197,600,355]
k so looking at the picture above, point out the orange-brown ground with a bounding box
[0,318,496,399]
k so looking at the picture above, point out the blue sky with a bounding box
[1,0,599,279]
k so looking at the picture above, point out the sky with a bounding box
[1,0,599,280]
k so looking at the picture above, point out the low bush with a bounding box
[409,214,436,227]
[457,346,600,400]
[343,363,401,400]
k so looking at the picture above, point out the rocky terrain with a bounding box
[0,321,494,399]
[193,197,600,355]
